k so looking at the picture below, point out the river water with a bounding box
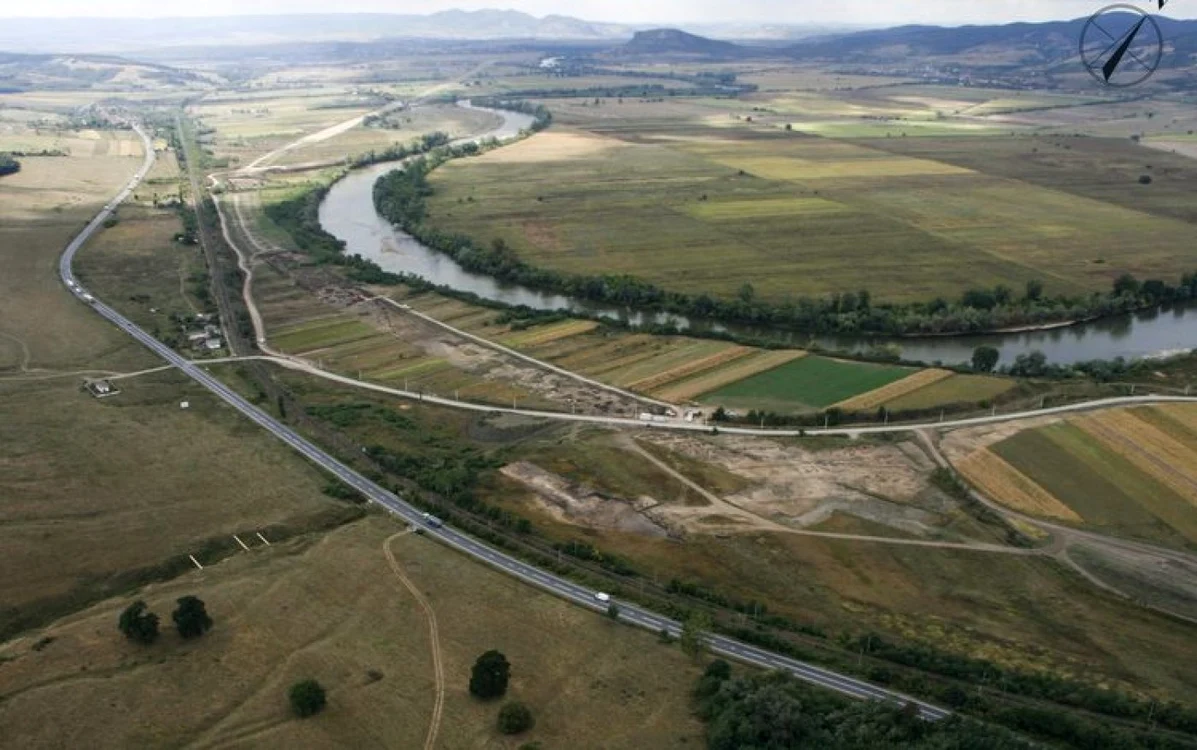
[319,105,1197,367]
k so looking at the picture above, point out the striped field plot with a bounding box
[955,449,1081,522]
[833,368,952,411]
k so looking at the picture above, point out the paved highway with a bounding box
[60,123,949,720]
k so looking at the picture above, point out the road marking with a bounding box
[256,532,270,546]
[189,554,204,570]
[233,534,250,551]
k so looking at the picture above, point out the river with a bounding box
[319,104,1197,367]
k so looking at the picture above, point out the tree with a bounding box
[1024,279,1044,302]
[497,701,535,734]
[469,650,511,700]
[680,612,712,659]
[711,406,728,423]
[606,603,621,620]
[172,595,213,639]
[971,345,1000,373]
[289,679,327,718]
[118,600,160,644]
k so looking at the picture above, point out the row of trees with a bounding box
[373,148,1197,337]
[694,661,1036,750]
[117,596,213,644]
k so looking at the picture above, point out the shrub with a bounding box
[118,600,159,644]
[289,679,327,718]
[497,701,534,735]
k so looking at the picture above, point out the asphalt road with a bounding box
[60,123,950,720]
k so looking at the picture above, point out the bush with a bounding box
[289,679,327,718]
[497,701,535,735]
[469,650,511,700]
[118,600,159,644]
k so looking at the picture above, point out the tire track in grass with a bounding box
[383,531,444,750]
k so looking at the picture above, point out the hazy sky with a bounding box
[3,1,1193,25]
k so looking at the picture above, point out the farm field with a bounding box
[969,405,1197,548]
[0,514,704,749]
[699,355,911,412]
[883,373,1016,411]
[420,89,1197,306]
[393,289,813,405]
[393,288,1022,413]
[254,264,551,410]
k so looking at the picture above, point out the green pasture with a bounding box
[699,355,910,412]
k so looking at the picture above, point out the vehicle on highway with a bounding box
[594,592,611,603]
[421,512,444,528]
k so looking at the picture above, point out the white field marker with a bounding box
[233,534,250,551]
[189,554,204,570]
[256,531,271,546]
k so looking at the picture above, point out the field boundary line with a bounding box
[384,531,444,750]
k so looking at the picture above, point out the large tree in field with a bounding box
[469,650,511,700]
[118,600,160,644]
[172,595,213,639]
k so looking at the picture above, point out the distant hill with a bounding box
[0,11,636,53]
[786,16,1197,67]
[0,52,206,91]
[621,28,748,57]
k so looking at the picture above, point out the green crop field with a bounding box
[992,423,1195,548]
[420,91,1197,306]
[699,355,910,412]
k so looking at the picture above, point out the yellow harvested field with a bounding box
[473,129,619,163]
[654,350,807,403]
[1159,403,1197,434]
[956,449,1081,522]
[502,319,600,348]
[834,368,952,411]
[630,345,755,393]
[704,154,972,181]
[1074,410,1197,508]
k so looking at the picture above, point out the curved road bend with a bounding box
[62,124,950,720]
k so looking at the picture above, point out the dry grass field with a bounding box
[0,514,704,749]
[0,125,154,371]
